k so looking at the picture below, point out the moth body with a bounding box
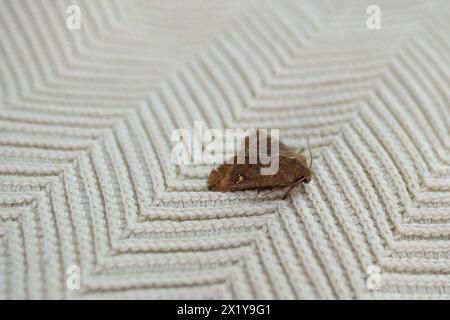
[207,133,311,193]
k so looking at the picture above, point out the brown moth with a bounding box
[208,131,312,199]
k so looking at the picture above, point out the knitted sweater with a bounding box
[0,0,449,299]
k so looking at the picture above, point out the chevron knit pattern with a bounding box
[0,0,449,299]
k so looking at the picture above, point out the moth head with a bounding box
[302,171,312,183]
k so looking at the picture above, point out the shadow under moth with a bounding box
[208,131,312,199]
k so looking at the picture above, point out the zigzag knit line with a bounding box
[0,0,449,299]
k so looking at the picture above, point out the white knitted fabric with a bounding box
[0,0,449,299]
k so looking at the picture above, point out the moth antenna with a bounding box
[307,140,313,171]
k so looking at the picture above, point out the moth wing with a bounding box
[207,155,298,192]
[207,131,312,191]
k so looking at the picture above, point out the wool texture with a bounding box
[0,0,449,299]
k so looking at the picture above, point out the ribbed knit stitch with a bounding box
[0,0,449,299]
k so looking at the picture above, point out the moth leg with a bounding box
[282,177,306,200]
[282,184,296,200]
[257,187,261,194]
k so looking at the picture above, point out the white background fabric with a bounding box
[0,0,449,299]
